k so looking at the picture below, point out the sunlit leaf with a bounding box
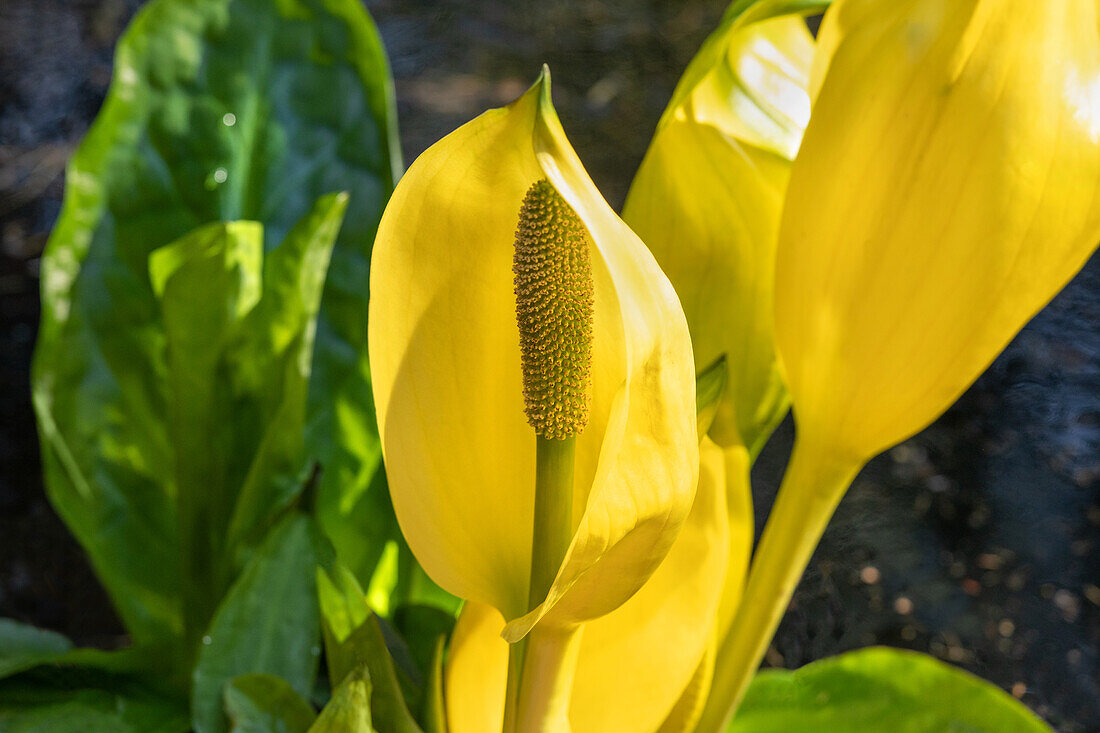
[729,647,1050,733]
[32,0,402,652]
[316,565,421,733]
[307,666,376,733]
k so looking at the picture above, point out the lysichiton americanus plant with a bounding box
[621,2,820,724]
[368,68,702,731]
[6,0,1097,730]
[696,0,1100,730]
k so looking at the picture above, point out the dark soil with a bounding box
[1,1,1097,730]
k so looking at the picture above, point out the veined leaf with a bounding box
[32,0,402,651]
[729,647,1050,733]
[148,195,344,648]
[191,515,324,733]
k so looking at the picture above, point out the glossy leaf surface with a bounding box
[729,647,1050,732]
[32,0,402,651]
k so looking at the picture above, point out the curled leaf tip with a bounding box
[513,178,594,440]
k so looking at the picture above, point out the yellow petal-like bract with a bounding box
[444,438,730,733]
[624,4,815,458]
[776,0,1100,460]
[369,70,698,638]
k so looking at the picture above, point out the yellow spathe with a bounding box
[700,4,1100,727]
[622,7,818,728]
[623,5,815,458]
[368,68,698,639]
[444,438,731,733]
[776,0,1100,461]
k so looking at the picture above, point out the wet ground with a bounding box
[1,1,1097,730]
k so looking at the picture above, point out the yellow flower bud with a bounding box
[776,0,1100,460]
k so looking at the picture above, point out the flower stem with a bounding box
[516,624,583,732]
[503,435,577,732]
[694,438,861,732]
[529,436,576,610]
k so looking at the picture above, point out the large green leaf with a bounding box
[729,647,1050,733]
[192,515,324,733]
[0,671,189,733]
[32,0,401,650]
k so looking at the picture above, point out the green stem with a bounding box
[528,437,576,610]
[516,625,584,732]
[502,436,576,732]
[695,438,862,733]
[503,642,525,733]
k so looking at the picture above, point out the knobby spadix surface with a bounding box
[776,0,1100,461]
[443,438,729,733]
[625,5,815,458]
[369,71,698,641]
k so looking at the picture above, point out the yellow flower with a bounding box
[368,68,699,726]
[622,3,821,728]
[444,437,730,733]
[778,0,1100,461]
[624,2,816,459]
[703,2,1100,728]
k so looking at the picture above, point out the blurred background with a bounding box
[0,1,1097,730]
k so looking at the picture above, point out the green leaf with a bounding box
[148,196,344,649]
[695,355,728,438]
[351,528,461,624]
[308,665,376,733]
[0,620,72,681]
[224,674,318,733]
[418,635,446,733]
[316,564,371,649]
[0,672,189,733]
[729,647,1051,733]
[391,605,456,691]
[151,219,264,645]
[192,515,323,733]
[0,620,154,681]
[316,565,421,733]
[32,0,400,651]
